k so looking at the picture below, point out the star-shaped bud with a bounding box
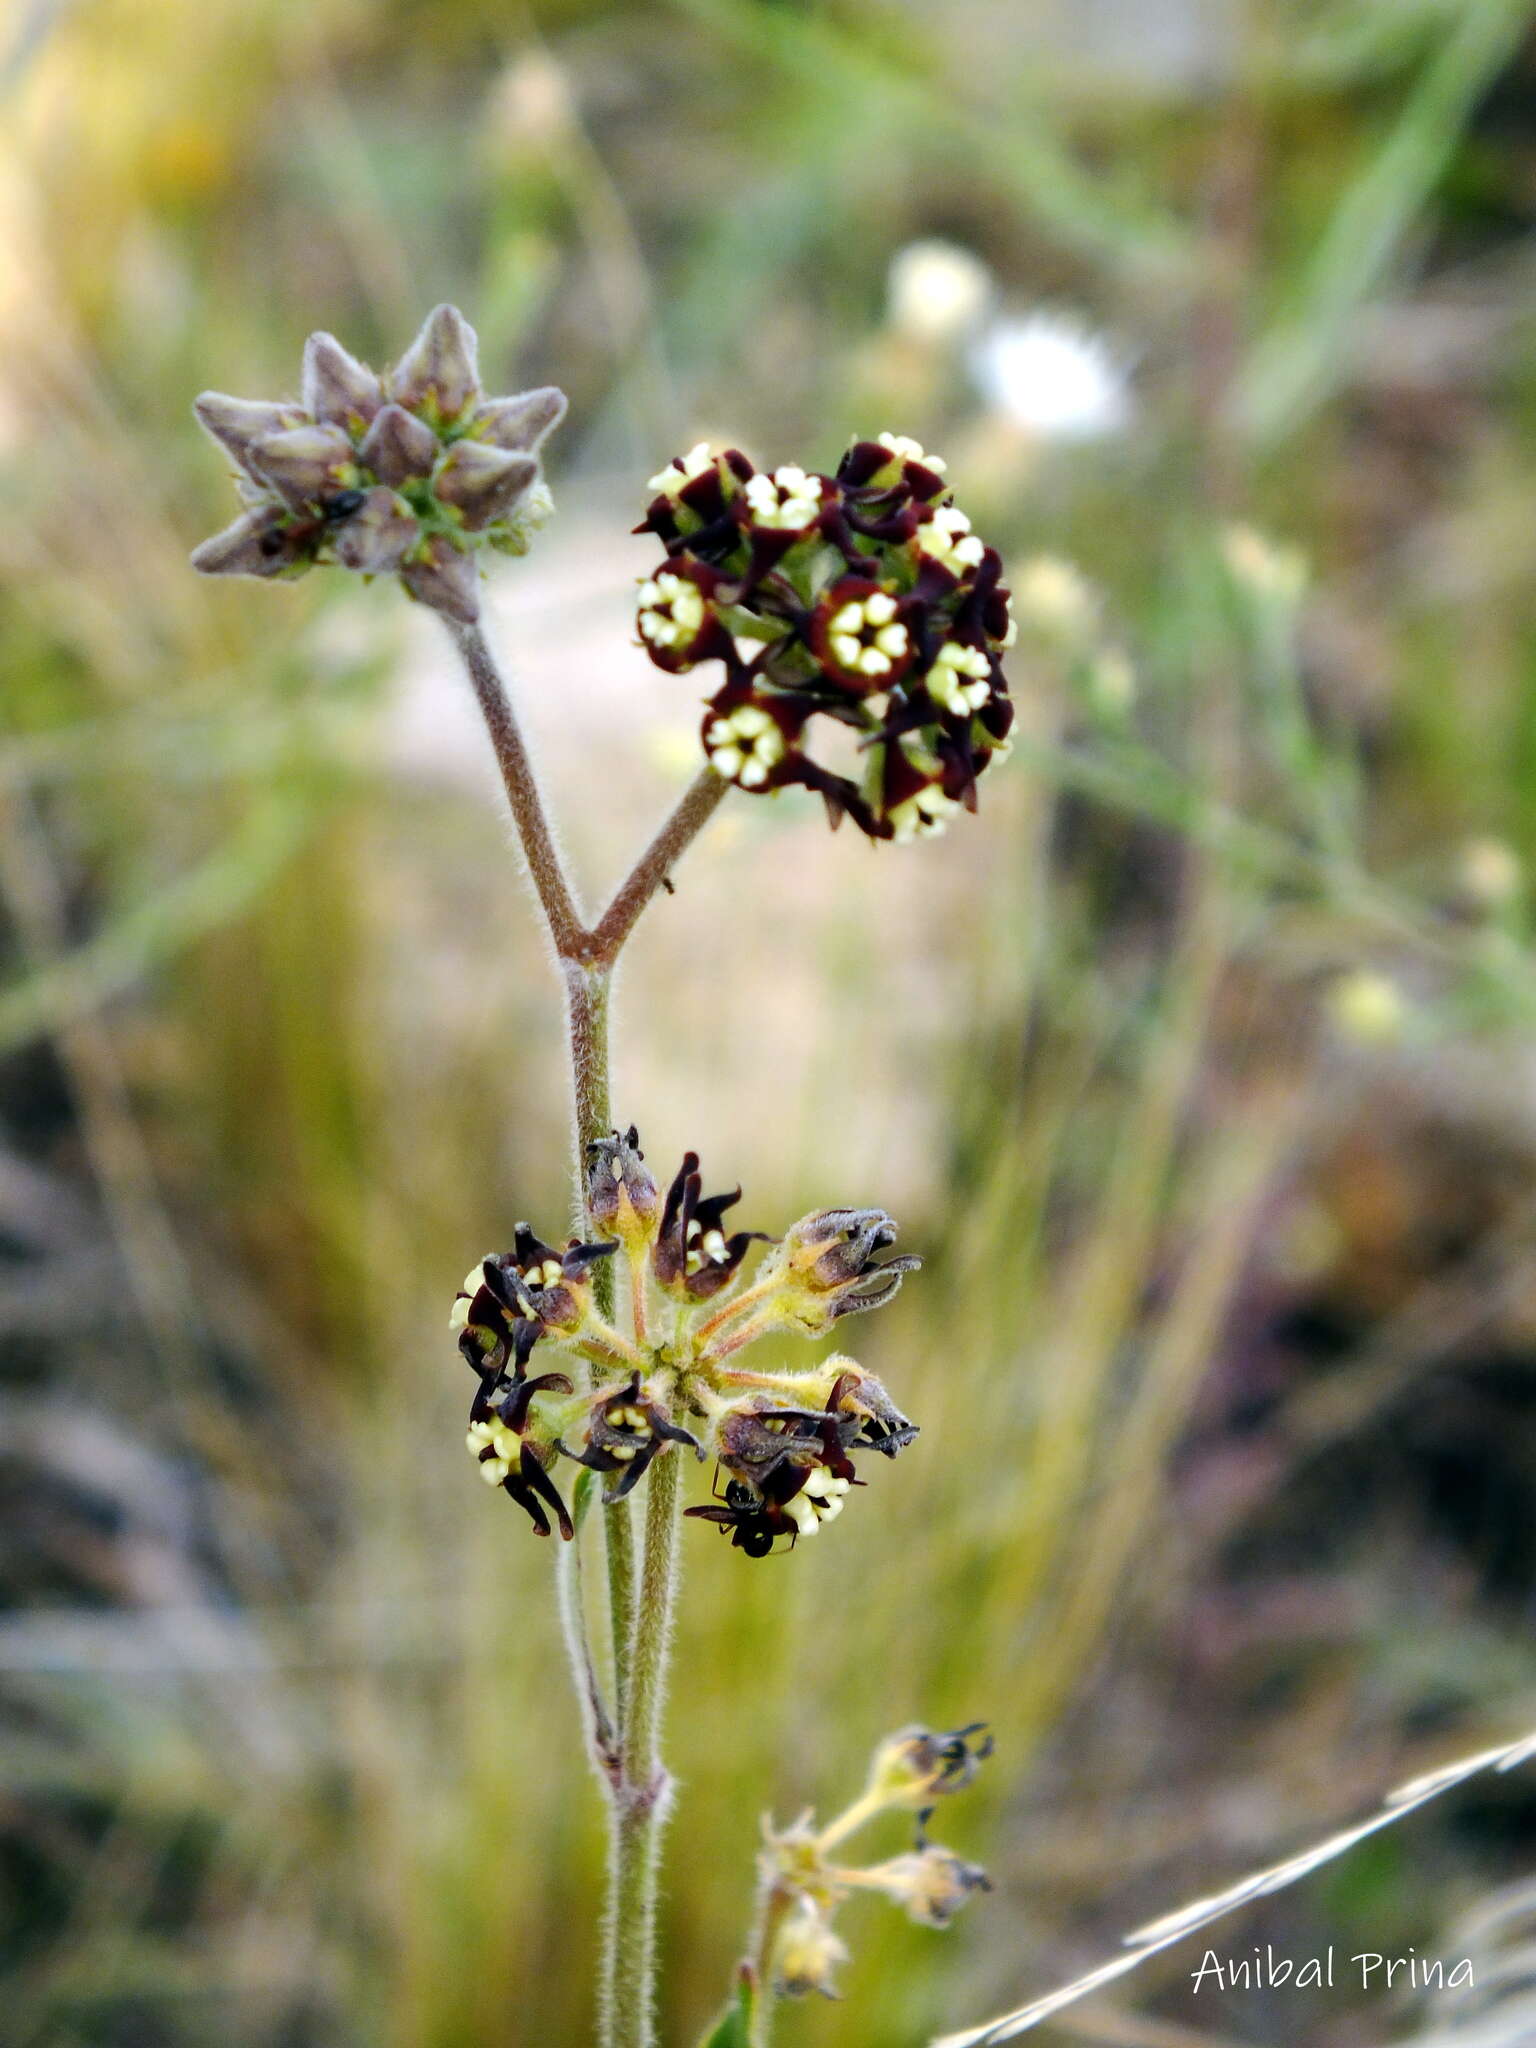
[474,386,567,452]
[302,333,385,433]
[358,403,440,488]
[435,443,539,530]
[389,302,481,425]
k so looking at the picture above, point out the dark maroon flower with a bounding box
[809,578,915,695]
[653,1151,772,1301]
[700,683,810,792]
[465,1367,577,1540]
[558,1372,703,1502]
[636,560,732,674]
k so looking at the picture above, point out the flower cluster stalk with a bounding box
[190,313,1000,2042]
[446,616,718,2048]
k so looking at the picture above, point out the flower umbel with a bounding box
[633,434,1015,841]
[449,1130,919,1555]
[746,1722,992,2013]
[191,305,564,623]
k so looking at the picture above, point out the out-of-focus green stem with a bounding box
[745,1881,793,2048]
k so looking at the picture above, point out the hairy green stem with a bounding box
[590,766,727,959]
[567,963,639,1733]
[447,614,716,2048]
[556,1525,618,1782]
[603,1447,684,2048]
[451,620,585,953]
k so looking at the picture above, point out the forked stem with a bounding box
[446,613,723,2048]
[450,620,586,955]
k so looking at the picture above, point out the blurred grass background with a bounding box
[4,2,1536,2044]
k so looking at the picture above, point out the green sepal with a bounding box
[715,605,792,645]
[694,1965,757,2048]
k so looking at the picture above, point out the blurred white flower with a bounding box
[886,239,994,346]
[971,310,1131,440]
[1328,968,1407,1047]
[1087,648,1137,713]
[1460,836,1522,909]
[1010,554,1099,644]
[1222,523,1308,605]
[487,47,578,157]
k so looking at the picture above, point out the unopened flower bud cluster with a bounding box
[634,434,1017,843]
[191,305,563,625]
[448,1126,919,1552]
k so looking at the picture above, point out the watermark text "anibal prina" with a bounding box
[1190,1947,1473,1994]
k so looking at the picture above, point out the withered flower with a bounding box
[821,1363,918,1457]
[763,1206,922,1332]
[771,1903,849,2000]
[860,1847,991,1928]
[755,1718,994,2009]
[451,1256,543,1380]
[449,1228,616,1375]
[632,431,1015,840]
[865,1724,994,1812]
[192,305,564,623]
[712,1402,855,1525]
[687,1372,915,1556]
[585,1125,662,1249]
[454,1132,917,1556]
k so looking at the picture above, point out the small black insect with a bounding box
[685,1474,789,1558]
[259,488,368,561]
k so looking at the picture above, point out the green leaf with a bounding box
[695,1965,758,2048]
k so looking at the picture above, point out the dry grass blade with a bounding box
[1384,1876,1536,2047]
[931,1729,1536,2048]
